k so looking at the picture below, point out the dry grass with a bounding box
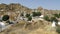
[0,20,58,34]
[28,28,58,34]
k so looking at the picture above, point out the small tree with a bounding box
[26,14,30,17]
[50,17,58,22]
[32,12,37,17]
[59,13,60,18]
[44,15,50,21]
[28,16,32,21]
[37,12,41,16]
[53,14,59,18]
[20,13,24,16]
[2,15,9,21]
[32,12,41,17]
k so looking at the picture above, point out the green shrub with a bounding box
[43,15,50,21]
[32,12,37,17]
[59,13,60,18]
[2,15,9,21]
[26,14,30,17]
[20,13,24,16]
[53,14,59,18]
[56,27,60,34]
[50,17,58,22]
[28,16,32,21]
[32,12,41,17]
[36,12,41,16]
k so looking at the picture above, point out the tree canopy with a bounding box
[32,12,41,17]
[50,17,58,22]
[26,14,30,17]
[43,15,50,21]
[2,15,9,21]
[28,16,32,21]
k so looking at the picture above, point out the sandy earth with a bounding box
[0,20,58,34]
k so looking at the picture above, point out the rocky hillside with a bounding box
[0,3,33,20]
[0,3,60,16]
[0,20,58,34]
[0,3,32,13]
[0,3,59,34]
[0,3,60,14]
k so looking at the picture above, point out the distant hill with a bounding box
[0,3,32,13]
[0,3,60,20]
[0,3,60,15]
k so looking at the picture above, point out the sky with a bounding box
[0,0,60,10]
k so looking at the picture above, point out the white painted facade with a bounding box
[39,15,44,18]
[0,22,5,28]
[32,15,44,22]
[52,21,56,27]
[58,22,60,25]
[24,12,26,17]
[23,18,28,21]
[20,17,28,21]
[0,22,6,32]
[20,17,23,20]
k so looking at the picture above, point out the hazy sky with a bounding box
[0,0,60,10]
